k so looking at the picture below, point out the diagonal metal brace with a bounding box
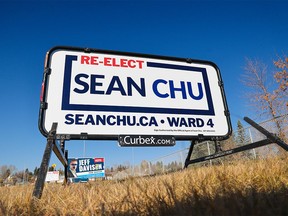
[185,138,272,166]
[184,116,288,168]
[244,117,288,151]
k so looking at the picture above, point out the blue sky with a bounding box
[0,0,287,172]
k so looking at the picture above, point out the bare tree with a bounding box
[241,55,287,142]
[273,56,288,111]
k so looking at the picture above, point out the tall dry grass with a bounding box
[0,156,287,215]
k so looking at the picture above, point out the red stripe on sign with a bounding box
[94,158,104,162]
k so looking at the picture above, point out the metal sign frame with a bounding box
[39,46,232,141]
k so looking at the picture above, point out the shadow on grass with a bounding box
[112,187,288,216]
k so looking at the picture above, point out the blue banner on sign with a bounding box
[68,158,105,179]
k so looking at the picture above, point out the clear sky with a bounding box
[0,0,287,172]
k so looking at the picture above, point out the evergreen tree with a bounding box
[236,120,253,159]
[33,167,39,176]
[236,120,247,146]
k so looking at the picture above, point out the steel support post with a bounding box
[32,123,57,199]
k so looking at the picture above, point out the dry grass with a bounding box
[1,156,287,215]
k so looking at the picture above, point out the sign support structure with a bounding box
[33,123,68,199]
[33,46,288,198]
[184,116,288,168]
[34,46,245,198]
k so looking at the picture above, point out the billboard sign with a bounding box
[68,158,105,179]
[39,46,231,140]
[45,171,60,182]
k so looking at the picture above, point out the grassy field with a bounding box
[0,156,287,216]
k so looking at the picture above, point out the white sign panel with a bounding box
[45,171,60,182]
[39,46,231,140]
